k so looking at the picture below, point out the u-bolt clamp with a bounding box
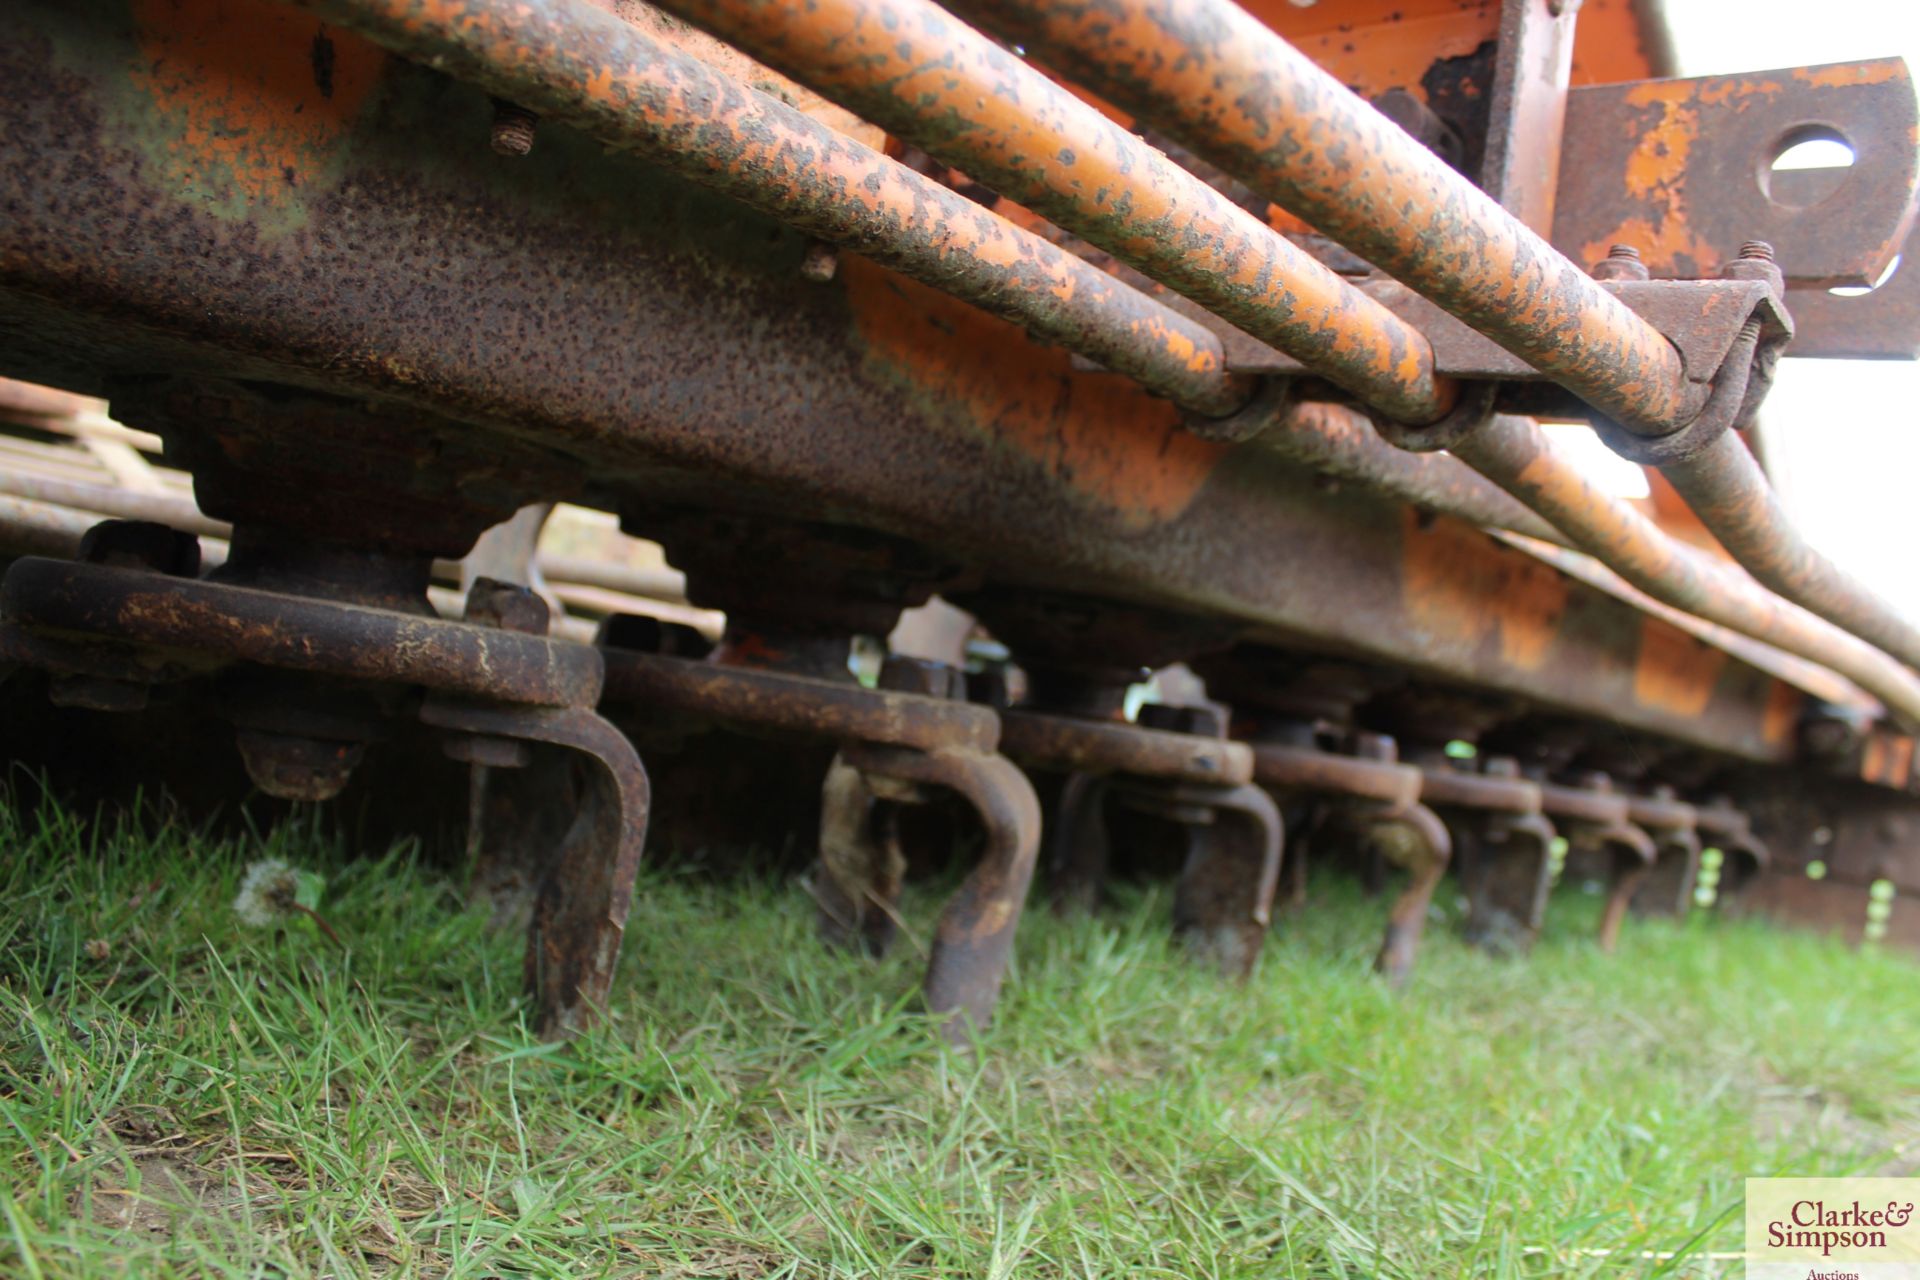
[996,702,1283,979]
[1245,732,1452,984]
[0,529,651,1039]
[597,648,1039,1043]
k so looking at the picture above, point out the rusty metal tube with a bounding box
[288,0,1248,418]
[1662,431,1920,673]
[1246,397,1571,546]
[950,0,1696,432]
[1453,415,1920,727]
[644,0,1455,424]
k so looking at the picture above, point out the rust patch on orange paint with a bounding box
[1798,61,1902,89]
[1402,513,1568,669]
[130,0,385,218]
[1633,616,1727,718]
[840,256,1223,526]
[1244,0,1498,100]
[1621,90,1696,199]
[1762,678,1802,747]
[1860,731,1914,788]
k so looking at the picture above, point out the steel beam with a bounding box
[0,0,1807,762]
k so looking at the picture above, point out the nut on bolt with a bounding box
[1720,239,1784,294]
[1591,244,1650,282]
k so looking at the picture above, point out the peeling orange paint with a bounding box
[1402,513,1568,669]
[131,0,385,216]
[1798,61,1902,89]
[840,256,1223,526]
[1621,93,1695,198]
[1633,617,1727,718]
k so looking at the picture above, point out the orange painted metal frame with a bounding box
[951,0,1697,433]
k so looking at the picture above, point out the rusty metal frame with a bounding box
[598,646,1039,1039]
[0,547,648,1036]
[996,706,1284,978]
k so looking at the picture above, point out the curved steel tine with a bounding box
[422,699,651,1039]
[1172,781,1284,979]
[844,743,1041,1044]
[1460,810,1556,952]
[1631,826,1702,919]
[812,753,901,955]
[1049,771,1112,916]
[1594,821,1658,953]
[1368,803,1452,985]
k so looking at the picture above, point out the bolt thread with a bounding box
[490,101,539,157]
[1606,243,1642,261]
[1739,240,1775,262]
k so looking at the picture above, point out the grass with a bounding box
[1,793,1916,1278]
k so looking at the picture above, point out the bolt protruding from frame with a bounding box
[464,577,550,635]
[800,240,840,283]
[1591,243,1650,282]
[1721,240,1785,293]
[1483,755,1519,779]
[489,99,539,156]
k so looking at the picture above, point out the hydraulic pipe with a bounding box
[288,0,1248,419]
[950,0,1696,433]
[1662,431,1920,673]
[1247,397,1571,547]
[644,0,1456,425]
[1453,416,1920,728]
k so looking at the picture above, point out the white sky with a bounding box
[1660,1,1920,621]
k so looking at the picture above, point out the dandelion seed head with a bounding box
[234,858,301,928]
